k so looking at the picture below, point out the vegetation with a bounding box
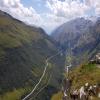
[69,63,100,90]
[0,10,65,100]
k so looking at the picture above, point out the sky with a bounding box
[0,0,100,34]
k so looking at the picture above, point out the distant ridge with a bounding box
[52,17,100,65]
[0,10,64,100]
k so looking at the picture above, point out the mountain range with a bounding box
[0,10,65,100]
[52,18,100,65]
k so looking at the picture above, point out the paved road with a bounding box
[22,50,62,100]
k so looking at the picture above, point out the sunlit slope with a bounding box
[51,63,100,100]
[69,63,100,89]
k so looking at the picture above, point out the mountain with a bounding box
[52,18,100,65]
[0,10,65,100]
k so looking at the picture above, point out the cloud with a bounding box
[46,0,89,19]
[0,0,68,33]
[44,0,100,33]
[41,13,67,33]
[0,0,100,34]
[91,0,100,16]
[0,0,42,26]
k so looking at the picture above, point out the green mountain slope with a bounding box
[0,10,65,100]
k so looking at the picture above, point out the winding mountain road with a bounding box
[22,50,62,100]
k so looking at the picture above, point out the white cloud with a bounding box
[41,13,67,33]
[92,0,100,16]
[44,0,100,33]
[0,0,42,26]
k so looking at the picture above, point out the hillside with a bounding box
[52,18,100,65]
[0,10,65,100]
[51,63,100,100]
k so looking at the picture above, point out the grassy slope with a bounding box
[69,63,100,89]
[51,63,100,100]
[0,87,32,100]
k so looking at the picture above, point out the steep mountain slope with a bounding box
[52,18,93,45]
[51,63,100,100]
[0,10,65,100]
[52,18,100,65]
